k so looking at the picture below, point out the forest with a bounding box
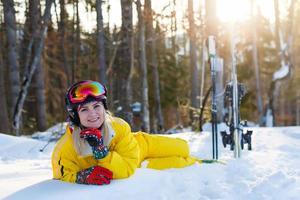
[0,0,299,135]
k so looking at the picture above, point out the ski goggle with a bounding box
[68,81,106,104]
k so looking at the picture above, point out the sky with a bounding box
[62,0,290,33]
[1,123,300,199]
[11,0,291,33]
[76,0,264,32]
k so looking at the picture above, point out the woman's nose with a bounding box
[87,108,97,115]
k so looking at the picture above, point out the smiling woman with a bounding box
[51,80,203,186]
[77,101,105,128]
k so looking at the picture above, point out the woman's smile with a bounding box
[78,101,105,128]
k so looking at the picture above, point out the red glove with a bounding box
[80,128,103,147]
[76,166,113,185]
[80,128,109,159]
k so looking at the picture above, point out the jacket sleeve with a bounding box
[52,128,80,183]
[97,120,139,179]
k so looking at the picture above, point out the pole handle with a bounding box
[207,36,216,57]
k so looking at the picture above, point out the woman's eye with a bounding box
[94,104,100,109]
[79,108,87,112]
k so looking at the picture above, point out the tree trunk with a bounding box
[188,0,199,129]
[171,0,177,61]
[171,0,181,126]
[136,0,150,133]
[13,0,53,136]
[2,0,20,118]
[285,0,296,126]
[279,86,285,126]
[251,0,263,124]
[145,0,164,133]
[117,0,134,125]
[199,41,206,123]
[0,34,10,133]
[71,0,80,83]
[273,0,284,126]
[96,0,107,85]
[19,2,32,78]
[76,0,80,81]
[106,0,111,34]
[188,0,199,108]
[29,0,47,131]
[297,101,300,125]
[59,0,71,85]
[107,26,118,110]
[265,0,294,126]
[263,0,282,127]
[34,62,47,131]
[199,2,206,120]
[274,0,280,54]
[296,60,300,125]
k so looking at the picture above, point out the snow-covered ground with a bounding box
[1,124,300,200]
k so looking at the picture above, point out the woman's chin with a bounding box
[84,120,103,128]
[86,124,100,128]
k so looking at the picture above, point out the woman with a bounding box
[52,80,201,185]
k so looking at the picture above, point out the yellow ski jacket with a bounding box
[52,117,197,183]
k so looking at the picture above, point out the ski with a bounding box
[207,34,252,159]
[220,30,252,158]
[230,34,241,158]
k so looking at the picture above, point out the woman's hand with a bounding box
[80,128,109,159]
[76,166,113,185]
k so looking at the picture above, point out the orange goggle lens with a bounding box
[69,81,106,104]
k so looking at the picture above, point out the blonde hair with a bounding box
[101,112,115,146]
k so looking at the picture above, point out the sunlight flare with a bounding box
[216,0,251,22]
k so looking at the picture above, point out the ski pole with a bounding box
[40,139,52,152]
[230,23,242,158]
[207,35,218,160]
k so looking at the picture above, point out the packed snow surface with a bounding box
[1,124,300,200]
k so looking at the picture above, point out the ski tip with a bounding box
[201,159,226,165]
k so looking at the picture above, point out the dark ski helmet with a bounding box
[65,80,108,126]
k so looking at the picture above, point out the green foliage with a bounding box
[158,52,190,108]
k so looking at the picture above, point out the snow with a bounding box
[272,63,289,81]
[1,125,300,200]
[266,109,274,127]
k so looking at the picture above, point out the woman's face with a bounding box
[77,101,105,128]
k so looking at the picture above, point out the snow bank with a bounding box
[31,122,67,141]
[1,126,300,200]
[0,133,53,160]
